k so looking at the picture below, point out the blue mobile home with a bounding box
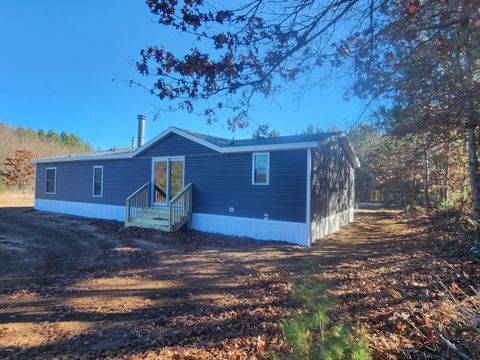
[33,118,359,246]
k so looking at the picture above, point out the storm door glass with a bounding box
[153,160,168,205]
[169,160,184,206]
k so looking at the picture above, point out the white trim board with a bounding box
[191,213,309,246]
[33,127,347,163]
[34,199,125,222]
[135,128,320,156]
[306,149,312,246]
[339,136,361,169]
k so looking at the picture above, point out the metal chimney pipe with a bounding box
[137,114,146,147]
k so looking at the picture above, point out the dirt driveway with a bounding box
[0,203,314,359]
[3,201,472,359]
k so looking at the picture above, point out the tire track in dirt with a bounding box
[0,207,105,289]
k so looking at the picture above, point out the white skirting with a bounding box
[310,208,354,243]
[34,199,125,221]
[34,199,310,245]
[191,213,309,246]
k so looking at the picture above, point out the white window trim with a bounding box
[306,149,312,247]
[92,165,104,197]
[252,152,270,185]
[45,167,57,194]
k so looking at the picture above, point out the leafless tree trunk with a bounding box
[412,166,419,203]
[467,125,480,220]
[460,178,467,210]
[460,140,469,211]
[422,135,430,208]
[464,25,480,220]
[444,143,450,201]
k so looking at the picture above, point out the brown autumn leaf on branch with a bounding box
[2,149,37,194]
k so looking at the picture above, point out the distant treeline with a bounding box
[0,122,93,191]
[13,125,93,152]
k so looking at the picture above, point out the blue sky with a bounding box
[0,1,368,150]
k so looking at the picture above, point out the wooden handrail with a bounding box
[126,182,150,202]
[169,183,192,205]
[125,182,151,224]
[126,182,192,232]
[154,184,167,199]
[168,183,193,231]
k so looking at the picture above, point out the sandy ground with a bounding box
[0,200,311,359]
[0,192,34,207]
[2,198,474,359]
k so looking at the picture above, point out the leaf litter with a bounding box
[0,208,478,359]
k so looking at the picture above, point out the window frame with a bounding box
[45,167,57,194]
[251,152,270,186]
[92,165,104,197]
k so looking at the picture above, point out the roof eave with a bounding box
[221,141,320,153]
[133,127,322,155]
[32,152,133,164]
[33,127,333,164]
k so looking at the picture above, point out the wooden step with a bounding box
[126,217,169,231]
[137,208,169,220]
[136,212,169,221]
[126,206,189,232]
[125,183,192,232]
[140,207,169,214]
[139,208,168,215]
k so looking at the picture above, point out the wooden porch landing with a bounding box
[125,207,170,231]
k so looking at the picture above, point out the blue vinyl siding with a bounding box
[35,134,307,222]
[138,133,217,158]
[310,141,354,221]
[35,158,151,206]
[186,151,306,222]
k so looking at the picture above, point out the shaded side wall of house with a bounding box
[35,133,307,223]
[310,139,355,241]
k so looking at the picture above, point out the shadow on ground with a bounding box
[0,207,444,359]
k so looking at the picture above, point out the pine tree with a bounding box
[278,261,371,360]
